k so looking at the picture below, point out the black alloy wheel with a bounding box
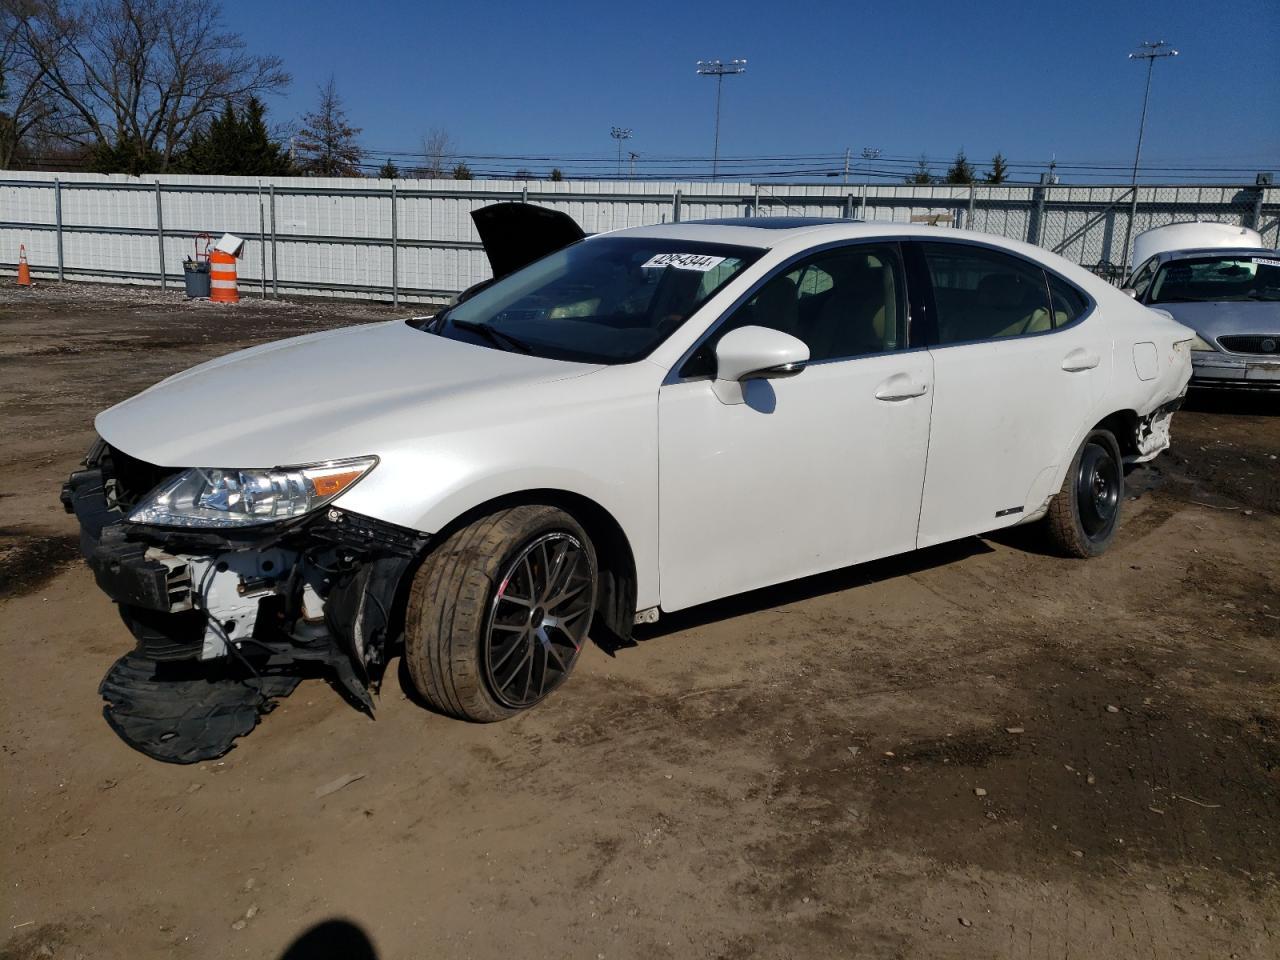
[483,532,595,709]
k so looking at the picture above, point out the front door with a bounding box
[656,242,934,612]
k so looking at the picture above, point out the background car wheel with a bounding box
[1043,429,1124,558]
[404,505,597,722]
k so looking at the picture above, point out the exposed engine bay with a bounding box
[61,439,426,763]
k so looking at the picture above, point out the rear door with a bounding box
[657,242,933,611]
[910,241,1104,547]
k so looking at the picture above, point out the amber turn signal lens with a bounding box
[310,469,364,498]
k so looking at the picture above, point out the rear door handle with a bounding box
[875,373,929,401]
[1061,348,1100,372]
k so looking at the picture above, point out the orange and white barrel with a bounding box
[209,250,239,303]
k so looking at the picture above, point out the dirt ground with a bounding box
[1,282,1277,960]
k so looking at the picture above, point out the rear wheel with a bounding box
[404,505,597,722]
[1043,429,1124,558]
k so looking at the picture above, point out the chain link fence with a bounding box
[2,172,1275,303]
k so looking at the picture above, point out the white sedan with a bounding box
[63,209,1192,761]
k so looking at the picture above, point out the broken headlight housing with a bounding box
[1186,333,1215,352]
[127,457,377,528]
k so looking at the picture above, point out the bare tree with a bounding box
[3,0,288,172]
[1,3,69,168]
[412,126,453,178]
[294,76,362,177]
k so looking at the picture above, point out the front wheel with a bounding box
[404,505,597,722]
[1043,429,1124,558]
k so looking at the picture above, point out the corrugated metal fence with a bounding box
[2,172,1276,304]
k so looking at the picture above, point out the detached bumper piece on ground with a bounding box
[98,652,300,763]
[62,441,426,763]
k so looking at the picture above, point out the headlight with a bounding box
[1187,333,1215,352]
[127,457,377,528]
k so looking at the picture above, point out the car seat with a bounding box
[952,273,1049,340]
[805,258,892,359]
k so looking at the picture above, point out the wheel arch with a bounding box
[415,488,639,646]
[1092,409,1141,460]
[1024,408,1140,523]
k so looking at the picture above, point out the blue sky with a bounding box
[225,0,1279,182]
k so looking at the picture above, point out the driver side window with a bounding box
[680,243,907,378]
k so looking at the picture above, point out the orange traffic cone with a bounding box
[16,244,32,286]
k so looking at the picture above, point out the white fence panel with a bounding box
[1,171,1274,303]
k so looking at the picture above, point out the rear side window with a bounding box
[921,243,1053,344]
[1047,273,1089,327]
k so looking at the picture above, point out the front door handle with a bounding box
[875,373,929,401]
[1062,348,1100,372]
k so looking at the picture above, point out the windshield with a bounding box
[1149,254,1280,303]
[417,237,764,364]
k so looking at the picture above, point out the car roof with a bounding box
[604,217,1044,253]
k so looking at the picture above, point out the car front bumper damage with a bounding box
[61,441,427,763]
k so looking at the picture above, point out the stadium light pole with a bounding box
[696,59,747,180]
[1128,40,1178,185]
[860,146,882,180]
[610,126,633,179]
[1119,40,1177,272]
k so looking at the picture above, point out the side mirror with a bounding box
[1120,287,1138,299]
[712,325,810,405]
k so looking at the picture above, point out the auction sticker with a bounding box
[1253,257,1280,268]
[641,253,726,272]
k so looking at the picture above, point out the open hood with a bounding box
[471,202,586,280]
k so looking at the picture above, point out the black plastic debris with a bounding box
[98,651,299,764]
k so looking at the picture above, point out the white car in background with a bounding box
[63,206,1193,762]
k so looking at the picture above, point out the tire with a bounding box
[1043,429,1124,558]
[404,505,597,722]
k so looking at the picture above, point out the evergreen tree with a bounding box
[944,150,976,184]
[549,168,564,182]
[239,98,293,175]
[377,158,399,178]
[295,78,363,177]
[90,135,163,175]
[905,155,933,184]
[984,152,1009,184]
[183,98,293,175]
[451,161,472,180]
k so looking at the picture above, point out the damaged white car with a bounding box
[63,206,1193,761]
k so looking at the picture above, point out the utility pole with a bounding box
[1128,40,1178,184]
[696,58,747,180]
[610,126,633,179]
[628,151,639,179]
[843,147,851,184]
